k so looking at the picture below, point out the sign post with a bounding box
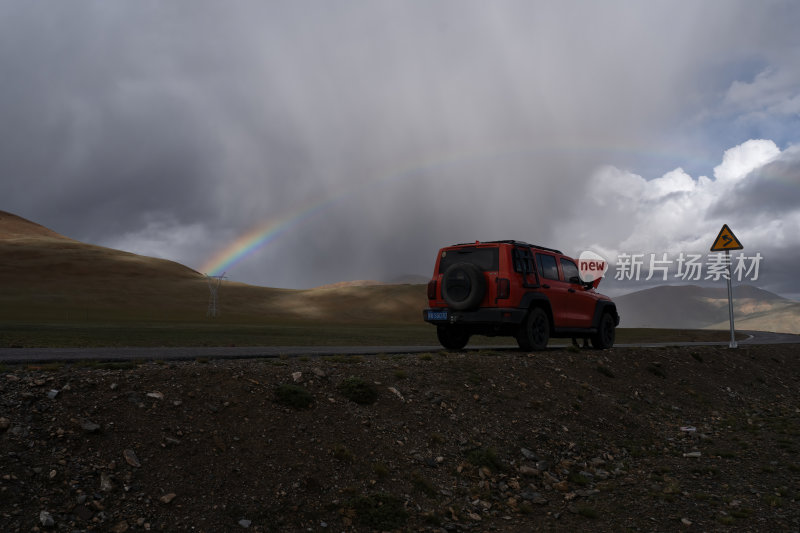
[710,224,743,349]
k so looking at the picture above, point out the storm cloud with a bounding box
[1,1,799,291]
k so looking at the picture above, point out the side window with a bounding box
[536,254,559,281]
[512,247,535,274]
[560,258,580,283]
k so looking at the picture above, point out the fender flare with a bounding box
[519,292,554,331]
[592,301,620,329]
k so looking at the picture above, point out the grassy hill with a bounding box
[0,210,427,325]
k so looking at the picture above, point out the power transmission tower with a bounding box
[205,272,227,318]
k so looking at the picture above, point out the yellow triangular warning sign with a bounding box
[710,224,743,251]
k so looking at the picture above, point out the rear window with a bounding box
[438,247,499,273]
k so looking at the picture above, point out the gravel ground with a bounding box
[1,344,800,532]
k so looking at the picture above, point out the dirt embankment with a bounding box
[1,344,799,532]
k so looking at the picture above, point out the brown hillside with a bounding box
[0,210,75,241]
[0,211,426,324]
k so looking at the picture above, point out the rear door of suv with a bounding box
[437,245,499,307]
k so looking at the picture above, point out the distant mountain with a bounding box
[614,284,800,333]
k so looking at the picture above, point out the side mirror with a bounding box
[569,276,594,290]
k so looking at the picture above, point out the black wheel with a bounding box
[516,307,550,351]
[441,262,485,311]
[591,312,616,349]
[437,326,470,350]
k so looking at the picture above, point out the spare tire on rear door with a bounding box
[441,262,486,311]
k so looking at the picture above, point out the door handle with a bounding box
[542,284,550,289]
[568,288,576,293]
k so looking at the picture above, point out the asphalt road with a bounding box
[0,330,798,364]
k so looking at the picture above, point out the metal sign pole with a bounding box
[726,249,737,349]
[711,225,742,349]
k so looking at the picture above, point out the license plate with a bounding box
[426,310,448,321]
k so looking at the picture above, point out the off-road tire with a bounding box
[437,325,470,351]
[441,262,485,311]
[591,312,616,349]
[516,307,550,351]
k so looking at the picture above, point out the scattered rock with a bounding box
[100,472,114,492]
[81,420,101,433]
[1,344,798,531]
[47,389,60,399]
[147,391,164,400]
[292,371,303,383]
[594,469,610,480]
[554,480,570,492]
[388,386,405,402]
[39,510,54,527]
[111,520,130,532]
[520,448,538,460]
[123,449,141,468]
[74,505,93,521]
[520,490,548,504]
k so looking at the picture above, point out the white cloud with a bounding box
[713,139,780,183]
[643,168,696,200]
[572,139,788,256]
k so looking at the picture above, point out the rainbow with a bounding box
[198,143,720,278]
[199,197,334,276]
[197,154,454,278]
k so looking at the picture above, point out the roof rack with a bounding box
[451,240,563,255]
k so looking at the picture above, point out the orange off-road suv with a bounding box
[423,240,619,350]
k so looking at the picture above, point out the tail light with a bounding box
[427,279,437,299]
[496,278,510,299]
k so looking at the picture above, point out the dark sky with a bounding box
[1,1,799,295]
